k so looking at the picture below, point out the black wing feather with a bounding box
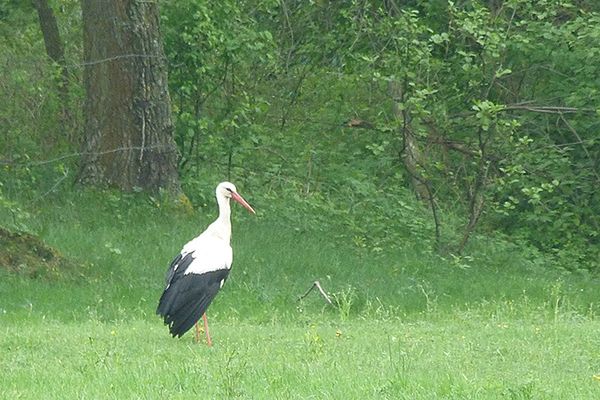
[163,252,194,286]
[157,251,230,337]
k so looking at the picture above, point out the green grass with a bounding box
[1,190,599,399]
[1,317,599,399]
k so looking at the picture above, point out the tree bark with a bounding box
[390,80,441,249]
[77,0,180,193]
[457,128,492,254]
[33,0,70,119]
[389,80,430,202]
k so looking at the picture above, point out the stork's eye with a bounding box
[225,188,233,192]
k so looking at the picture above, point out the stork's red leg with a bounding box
[202,313,212,347]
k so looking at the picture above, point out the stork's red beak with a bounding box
[231,192,256,214]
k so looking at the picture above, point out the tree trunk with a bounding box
[389,80,430,202]
[77,0,180,193]
[33,0,70,120]
[390,80,441,248]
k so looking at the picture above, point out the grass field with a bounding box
[1,191,599,399]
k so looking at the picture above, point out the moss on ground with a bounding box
[0,227,77,278]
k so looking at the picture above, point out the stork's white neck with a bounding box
[217,193,232,222]
[209,194,232,243]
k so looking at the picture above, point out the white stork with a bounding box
[157,182,255,345]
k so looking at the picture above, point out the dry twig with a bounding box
[298,280,334,306]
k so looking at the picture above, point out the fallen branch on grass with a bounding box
[298,280,335,306]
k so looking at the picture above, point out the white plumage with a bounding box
[157,182,255,344]
[182,237,232,276]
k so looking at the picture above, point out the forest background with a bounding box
[2,0,599,270]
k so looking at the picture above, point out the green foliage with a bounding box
[308,0,600,269]
[1,0,599,271]
[0,185,30,233]
[161,0,277,181]
[0,0,82,205]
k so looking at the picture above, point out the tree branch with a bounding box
[503,104,594,114]
[558,114,600,183]
[298,281,334,306]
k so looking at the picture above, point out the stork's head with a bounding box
[216,182,256,214]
